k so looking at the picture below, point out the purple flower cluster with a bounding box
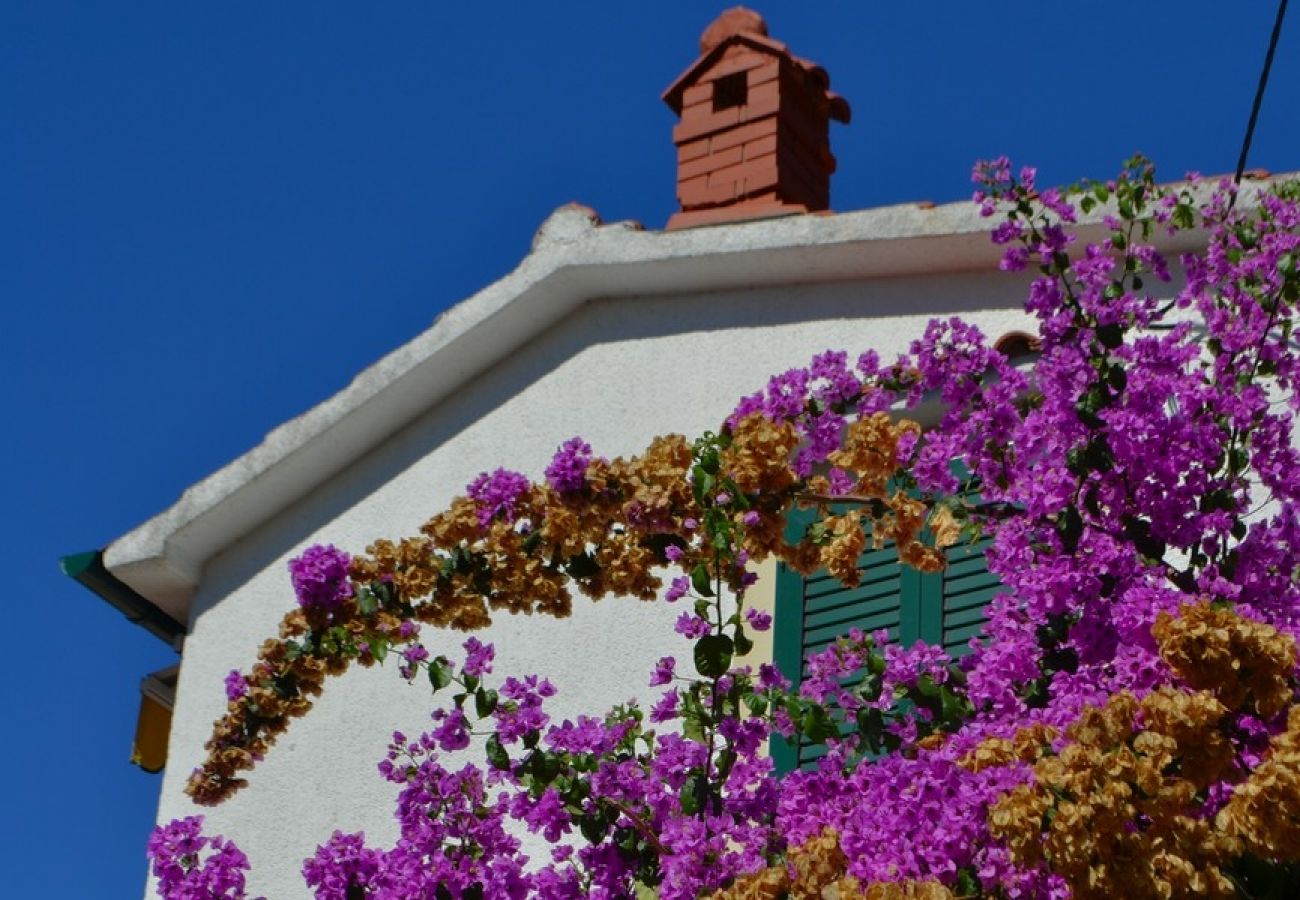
[544,437,593,494]
[287,544,353,611]
[223,670,248,702]
[147,816,255,900]
[466,467,532,529]
[461,635,494,678]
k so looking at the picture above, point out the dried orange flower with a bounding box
[1217,705,1300,861]
[1153,601,1297,717]
[723,413,800,495]
[828,413,920,498]
[821,513,867,587]
[989,687,1239,898]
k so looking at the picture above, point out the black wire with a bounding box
[1234,0,1290,188]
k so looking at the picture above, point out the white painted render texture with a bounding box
[122,183,1286,897]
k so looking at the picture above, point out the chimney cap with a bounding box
[699,7,767,53]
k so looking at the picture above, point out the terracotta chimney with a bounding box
[662,8,851,230]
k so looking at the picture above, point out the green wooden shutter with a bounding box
[771,510,999,771]
[937,535,998,658]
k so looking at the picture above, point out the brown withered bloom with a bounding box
[1153,601,1297,718]
[927,504,962,550]
[723,414,800,495]
[828,413,920,498]
[989,687,1240,898]
[1217,705,1300,861]
[958,722,1056,773]
[820,513,867,587]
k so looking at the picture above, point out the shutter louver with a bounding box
[939,536,998,658]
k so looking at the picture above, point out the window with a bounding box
[770,506,999,772]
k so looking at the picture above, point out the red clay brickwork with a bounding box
[662,8,850,230]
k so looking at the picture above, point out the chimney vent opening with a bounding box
[712,72,748,112]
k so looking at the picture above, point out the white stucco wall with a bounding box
[151,270,1034,898]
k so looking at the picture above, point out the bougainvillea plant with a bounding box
[148,157,1300,899]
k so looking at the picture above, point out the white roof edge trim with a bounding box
[102,177,1295,620]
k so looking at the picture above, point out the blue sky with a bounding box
[3,1,1296,895]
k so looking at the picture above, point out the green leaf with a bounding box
[475,688,499,719]
[715,748,738,783]
[1096,322,1124,349]
[939,686,971,725]
[682,715,705,743]
[801,705,837,744]
[580,810,610,844]
[734,626,754,657]
[632,881,660,900]
[857,707,884,753]
[690,564,715,598]
[1056,506,1083,551]
[370,636,389,664]
[485,733,510,771]
[693,472,716,505]
[429,657,453,692]
[679,773,705,815]
[693,634,734,678]
[521,529,543,554]
[527,750,561,787]
[356,587,379,615]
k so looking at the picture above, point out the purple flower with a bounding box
[466,467,531,528]
[302,831,379,900]
[649,656,676,686]
[147,816,252,899]
[757,663,789,691]
[544,437,593,494]
[828,467,857,496]
[674,612,711,639]
[401,645,429,665]
[665,544,684,562]
[430,708,471,752]
[665,575,690,603]
[745,607,772,632]
[742,510,761,527]
[650,688,680,723]
[462,637,494,679]
[288,544,354,611]
[224,670,248,702]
